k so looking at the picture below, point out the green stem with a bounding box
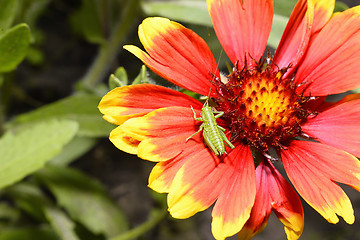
[109,209,168,240]
[81,0,141,88]
[0,74,4,136]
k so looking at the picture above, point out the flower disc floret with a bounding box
[214,61,314,151]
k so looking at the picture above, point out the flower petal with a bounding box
[167,146,224,218]
[149,137,216,194]
[302,99,360,157]
[211,144,256,240]
[312,0,335,34]
[273,0,314,75]
[207,0,273,68]
[239,159,304,240]
[281,140,360,224]
[119,106,203,161]
[269,165,304,240]
[124,17,220,96]
[314,93,360,114]
[149,159,182,193]
[109,126,140,155]
[295,6,360,96]
[98,84,203,125]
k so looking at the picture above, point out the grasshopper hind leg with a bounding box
[219,130,235,149]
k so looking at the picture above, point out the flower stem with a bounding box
[109,209,168,240]
[81,0,141,89]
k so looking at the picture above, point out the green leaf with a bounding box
[109,74,123,89]
[26,46,44,65]
[5,182,79,240]
[334,1,349,12]
[0,202,19,224]
[132,65,148,85]
[268,14,288,49]
[0,227,58,240]
[352,88,360,93]
[109,67,128,89]
[19,0,50,44]
[274,0,297,17]
[50,137,97,166]
[0,120,78,189]
[114,67,128,83]
[0,0,19,34]
[0,23,31,72]
[70,0,104,44]
[21,0,51,28]
[8,93,114,137]
[142,1,211,26]
[5,182,49,221]
[37,166,129,237]
[44,206,80,240]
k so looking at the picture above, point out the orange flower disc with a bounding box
[215,60,315,151]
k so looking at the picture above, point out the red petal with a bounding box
[120,106,203,161]
[273,0,313,76]
[207,0,273,68]
[211,144,256,240]
[295,6,360,96]
[149,157,185,193]
[316,93,360,113]
[302,99,360,157]
[109,126,140,155]
[98,84,203,125]
[239,159,304,240]
[148,140,210,193]
[167,146,224,218]
[281,140,360,224]
[124,17,220,96]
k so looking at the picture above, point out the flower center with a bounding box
[214,61,313,152]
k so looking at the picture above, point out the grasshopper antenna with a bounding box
[206,49,223,106]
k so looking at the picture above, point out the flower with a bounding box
[98,0,360,239]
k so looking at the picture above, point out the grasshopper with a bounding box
[186,49,234,155]
[186,99,235,156]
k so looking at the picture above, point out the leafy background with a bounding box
[0,0,359,239]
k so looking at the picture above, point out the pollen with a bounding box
[214,60,314,151]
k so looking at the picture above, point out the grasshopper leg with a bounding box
[190,105,203,121]
[219,129,235,149]
[186,124,204,142]
[213,111,224,119]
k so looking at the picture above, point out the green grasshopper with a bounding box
[186,100,235,156]
[186,49,234,155]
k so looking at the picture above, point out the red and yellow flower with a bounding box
[99,0,360,239]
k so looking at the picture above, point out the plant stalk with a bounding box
[109,209,168,240]
[81,0,141,88]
